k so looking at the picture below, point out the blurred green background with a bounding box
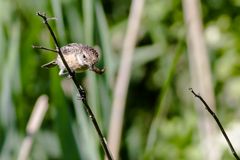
[0,0,240,159]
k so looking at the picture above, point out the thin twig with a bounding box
[36,12,113,160]
[189,88,240,160]
[32,45,58,53]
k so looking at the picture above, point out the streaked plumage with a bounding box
[41,43,103,76]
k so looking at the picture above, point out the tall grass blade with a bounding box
[95,1,115,86]
[144,42,183,156]
[50,73,80,159]
[51,0,66,44]
[0,20,21,129]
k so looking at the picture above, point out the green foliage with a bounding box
[0,0,239,159]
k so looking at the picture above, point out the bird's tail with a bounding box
[41,60,57,68]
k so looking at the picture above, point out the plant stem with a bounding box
[190,88,240,160]
[36,12,113,160]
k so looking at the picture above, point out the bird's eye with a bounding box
[83,55,86,59]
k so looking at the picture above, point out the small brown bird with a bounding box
[36,43,104,76]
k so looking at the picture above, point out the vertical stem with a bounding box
[36,12,113,160]
[107,0,145,159]
[17,95,49,160]
[182,0,219,159]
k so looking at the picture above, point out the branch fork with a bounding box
[35,12,113,160]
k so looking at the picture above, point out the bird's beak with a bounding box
[90,65,105,74]
[89,65,95,71]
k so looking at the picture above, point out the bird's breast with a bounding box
[56,54,88,72]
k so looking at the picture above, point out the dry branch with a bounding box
[190,88,240,160]
[35,12,113,160]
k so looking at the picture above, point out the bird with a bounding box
[34,43,104,76]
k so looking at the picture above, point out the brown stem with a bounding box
[32,45,58,53]
[189,88,240,160]
[36,12,113,160]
